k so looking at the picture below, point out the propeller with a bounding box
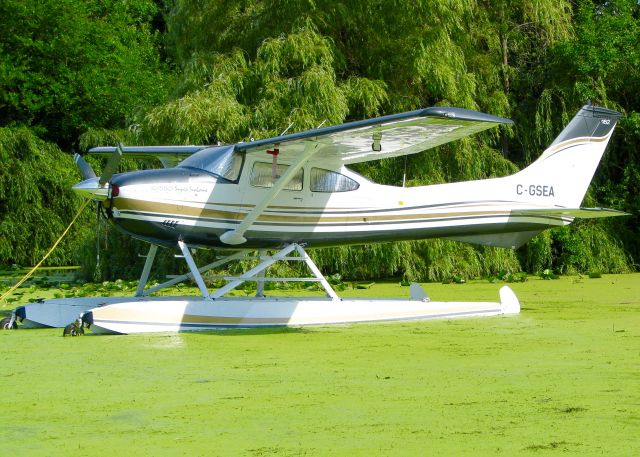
[72,144,123,200]
[73,153,96,180]
[99,144,123,187]
[72,144,123,281]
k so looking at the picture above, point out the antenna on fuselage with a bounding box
[279,122,294,136]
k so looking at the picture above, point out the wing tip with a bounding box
[422,107,513,125]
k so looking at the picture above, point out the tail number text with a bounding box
[516,184,555,197]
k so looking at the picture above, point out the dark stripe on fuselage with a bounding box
[113,197,566,226]
[116,208,569,228]
[111,210,565,249]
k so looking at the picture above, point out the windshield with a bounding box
[178,145,244,182]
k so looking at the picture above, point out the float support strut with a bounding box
[135,244,158,297]
[178,240,211,299]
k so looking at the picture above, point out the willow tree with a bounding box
[535,0,640,267]
[0,0,174,276]
[143,23,387,144]
[0,128,92,267]
[151,8,523,281]
[142,0,632,281]
[35,0,630,280]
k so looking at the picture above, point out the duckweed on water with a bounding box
[1,275,639,456]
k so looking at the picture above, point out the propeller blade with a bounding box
[98,144,123,187]
[73,153,97,180]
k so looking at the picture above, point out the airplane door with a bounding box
[244,159,306,209]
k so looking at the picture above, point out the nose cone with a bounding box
[72,177,109,200]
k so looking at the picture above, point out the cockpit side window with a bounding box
[250,162,303,191]
[178,146,244,182]
[310,168,359,192]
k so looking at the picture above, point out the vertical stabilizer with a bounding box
[510,105,621,208]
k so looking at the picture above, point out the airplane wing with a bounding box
[88,146,207,168]
[87,107,510,167]
[223,106,511,245]
[235,107,512,164]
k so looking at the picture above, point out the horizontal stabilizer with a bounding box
[447,207,627,249]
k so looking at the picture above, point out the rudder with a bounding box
[509,105,621,208]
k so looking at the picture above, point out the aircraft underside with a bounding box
[111,207,566,249]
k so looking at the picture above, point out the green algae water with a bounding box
[1,275,639,456]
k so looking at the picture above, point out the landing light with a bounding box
[109,184,120,198]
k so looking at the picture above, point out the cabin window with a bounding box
[250,162,303,191]
[178,145,244,182]
[310,168,359,192]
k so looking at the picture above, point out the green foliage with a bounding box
[0,0,638,280]
[75,221,187,282]
[502,272,528,283]
[0,128,91,266]
[520,221,631,276]
[310,239,522,283]
[520,231,554,273]
[537,0,640,265]
[550,223,631,275]
[142,24,384,144]
[539,269,559,280]
[0,0,170,148]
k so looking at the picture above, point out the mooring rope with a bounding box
[0,199,91,306]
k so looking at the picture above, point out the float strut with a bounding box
[178,240,211,299]
[255,249,266,298]
[135,244,158,297]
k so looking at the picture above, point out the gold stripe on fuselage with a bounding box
[114,198,521,224]
[537,134,610,160]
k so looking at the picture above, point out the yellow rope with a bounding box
[1,199,91,306]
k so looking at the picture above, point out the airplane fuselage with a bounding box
[72,104,620,251]
[103,153,567,250]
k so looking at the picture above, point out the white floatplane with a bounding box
[8,104,626,333]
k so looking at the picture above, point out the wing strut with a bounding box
[220,141,319,245]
